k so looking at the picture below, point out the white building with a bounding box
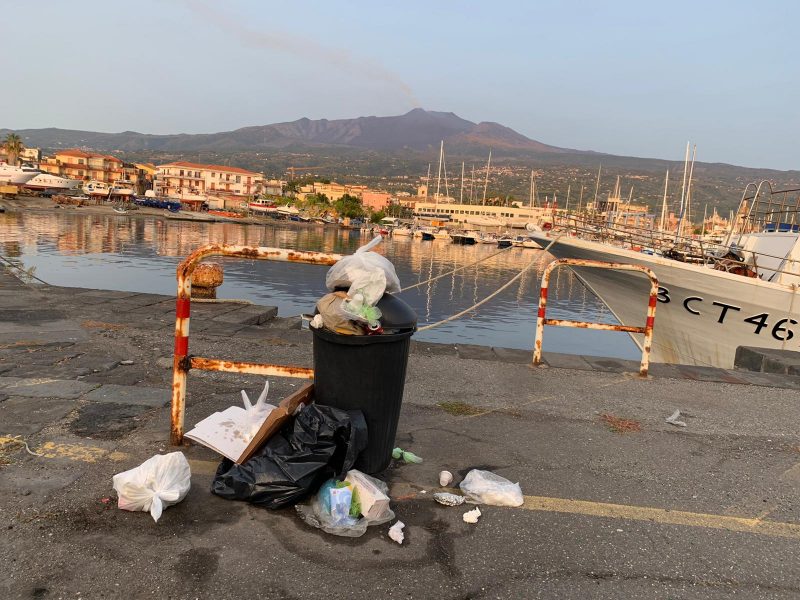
[413,201,557,228]
[154,161,264,200]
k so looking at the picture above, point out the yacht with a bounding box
[82,180,111,197]
[0,163,40,185]
[108,180,136,198]
[531,181,800,368]
[23,173,82,191]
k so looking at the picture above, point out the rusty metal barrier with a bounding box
[170,244,342,445]
[532,258,659,377]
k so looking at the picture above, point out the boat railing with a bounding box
[552,209,800,283]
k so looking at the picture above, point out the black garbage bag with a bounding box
[211,404,368,509]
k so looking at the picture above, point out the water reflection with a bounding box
[0,211,639,359]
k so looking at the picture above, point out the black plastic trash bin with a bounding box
[312,293,417,474]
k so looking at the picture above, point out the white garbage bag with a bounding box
[325,236,401,296]
[112,452,192,522]
[459,469,523,507]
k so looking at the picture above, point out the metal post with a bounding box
[532,258,659,377]
[170,244,342,445]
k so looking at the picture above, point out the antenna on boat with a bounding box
[659,170,669,232]
[482,149,492,206]
[675,143,696,240]
[677,142,690,228]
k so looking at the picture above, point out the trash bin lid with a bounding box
[375,293,417,331]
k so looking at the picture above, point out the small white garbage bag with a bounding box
[459,469,523,507]
[112,452,192,522]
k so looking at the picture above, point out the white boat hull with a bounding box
[23,174,82,190]
[532,233,800,368]
[0,165,39,185]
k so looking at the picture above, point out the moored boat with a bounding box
[532,181,800,368]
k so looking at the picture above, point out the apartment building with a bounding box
[40,149,123,183]
[154,161,264,199]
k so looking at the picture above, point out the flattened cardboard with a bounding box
[235,383,314,464]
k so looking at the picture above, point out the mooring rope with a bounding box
[415,235,562,332]
[400,245,514,292]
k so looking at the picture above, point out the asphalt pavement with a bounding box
[1,268,799,599]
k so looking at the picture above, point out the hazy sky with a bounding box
[3,0,798,169]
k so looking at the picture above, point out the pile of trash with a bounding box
[312,236,401,335]
[109,238,523,540]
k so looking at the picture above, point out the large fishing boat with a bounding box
[532,181,800,368]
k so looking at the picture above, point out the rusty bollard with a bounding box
[192,261,224,299]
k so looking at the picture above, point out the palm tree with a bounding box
[3,133,23,166]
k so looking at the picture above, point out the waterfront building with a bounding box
[153,161,264,206]
[40,149,123,183]
[361,190,394,210]
[413,200,556,228]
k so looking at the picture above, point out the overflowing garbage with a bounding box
[313,236,403,335]
[110,237,527,541]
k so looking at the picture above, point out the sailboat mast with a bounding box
[678,141,690,220]
[702,203,708,236]
[593,165,602,207]
[482,149,491,206]
[529,170,534,208]
[425,163,431,198]
[565,184,571,213]
[470,164,475,204]
[659,169,669,231]
[435,140,443,202]
[684,144,697,236]
[460,161,465,204]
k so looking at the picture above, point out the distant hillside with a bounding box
[0,109,577,154]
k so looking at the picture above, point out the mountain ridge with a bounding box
[0,109,580,155]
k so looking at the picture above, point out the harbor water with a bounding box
[0,211,640,359]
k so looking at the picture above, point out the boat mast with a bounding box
[565,184,571,213]
[701,204,708,236]
[593,165,602,209]
[460,161,465,204]
[659,169,669,232]
[435,140,443,209]
[470,164,475,204]
[677,142,690,229]
[426,163,431,198]
[529,170,534,208]
[675,143,696,240]
[443,148,450,199]
[578,184,585,213]
[482,149,492,206]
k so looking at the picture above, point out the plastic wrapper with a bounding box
[295,471,395,537]
[458,469,524,507]
[325,236,401,296]
[211,405,367,509]
[112,452,191,522]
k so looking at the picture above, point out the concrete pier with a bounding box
[2,268,800,599]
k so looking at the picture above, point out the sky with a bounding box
[2,0,799,170]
